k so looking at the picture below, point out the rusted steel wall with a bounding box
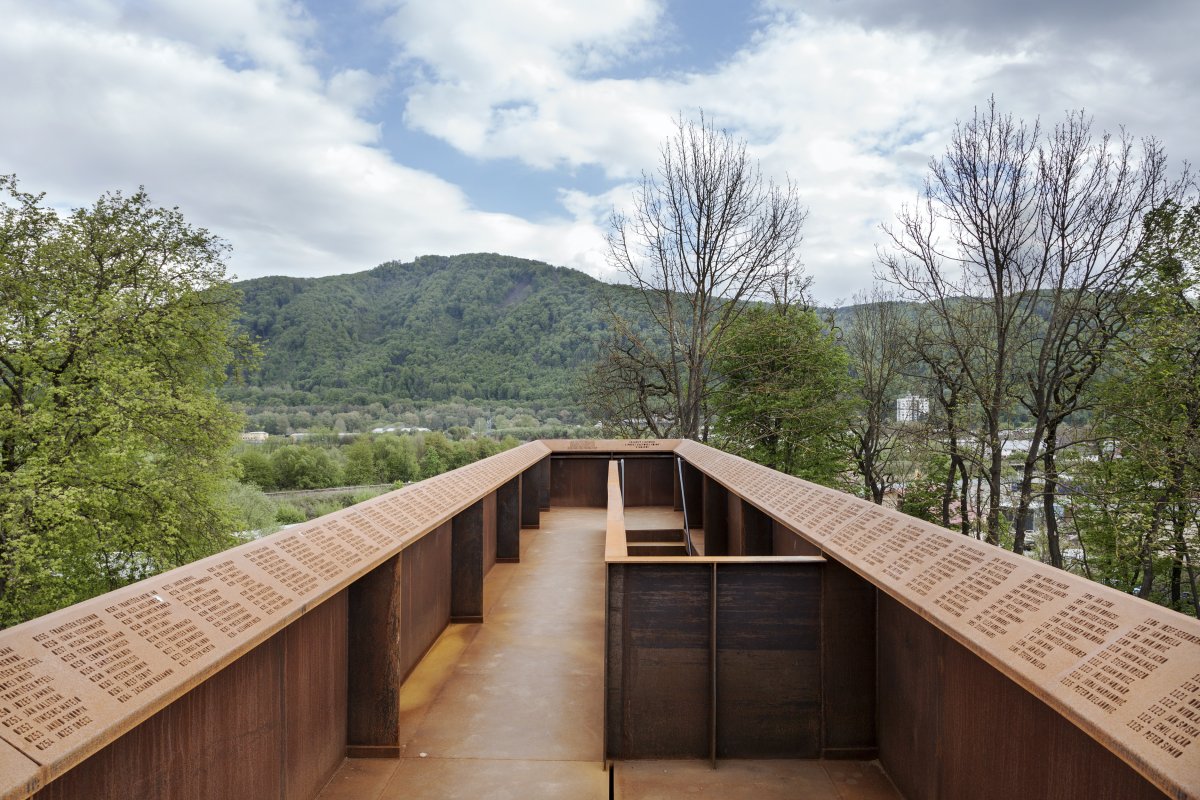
[549,456,608,507]
[496,477,520,562]
[702,477,728,556]
[348,556,403,756]
[878,594,1166,799]
[399,521,452,678]
[607,563,713,759]
[34,592,348,800]
[676,440,1200,798]
[716,563,821,757]
[0,442,549,798]
[820,559,876,758]
[772,519,821,556]
[605,561,828,760]
[520,459,545,528]
[622,457,674,507]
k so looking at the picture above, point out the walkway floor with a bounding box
[317,507,902,800]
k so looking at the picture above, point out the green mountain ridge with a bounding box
[228,253,635,407]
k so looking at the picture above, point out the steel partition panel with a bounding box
[399,521,452,679]
[614,563,713,759]
[606,561,825,761]
[496,477,521,562]
[715,562,821,758]
[549,457,608,507]
[819,559,877,757]
[622,457,674,507]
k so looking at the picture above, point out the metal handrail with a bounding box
[677,456,695,556]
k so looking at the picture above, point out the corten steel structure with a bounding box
[0,440,1196,799]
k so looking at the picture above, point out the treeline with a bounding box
[235,399,591,437]
[235,432,520,492]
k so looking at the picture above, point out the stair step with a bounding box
[625,528,686,543]
[626,543,690,556]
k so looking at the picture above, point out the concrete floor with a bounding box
[317,507,902,800]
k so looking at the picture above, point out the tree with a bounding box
[270,445,340,490]
[343,435,379,485]
[710,306,853,483]
[0,176,249,624]
[1074,200,1200,615]
[883,99,1046,546]
[237,447,276,490]
[842,289,913,503]
[1007,115,1167,560]
[592,112,807,438]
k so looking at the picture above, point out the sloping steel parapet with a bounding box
[0,441,550,799]
[673,439,1200,799]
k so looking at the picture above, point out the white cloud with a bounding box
[1,0,1193,306]
[0,1,609,281]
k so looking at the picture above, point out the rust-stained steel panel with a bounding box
[347,557,402,753]
[773,520,821,556]
[32,631,286,800]
[715,563,821,758]
[880,594,1167,800]
[820,559,876,757]
[496,477,520,562]
[616,564,713,759]
[681,461,703,527]
[283,592,347,800]
[549,457,608,507]
[739,501,773,556]
[451,501,484,623]
[675,439,1200,798]
[0,441,548,796]
[520,466,541,529]
[400,521,452,680]
[877,593,942,800]
[702,477,728,556]
[622,457,674,507]
[535,457,551,510]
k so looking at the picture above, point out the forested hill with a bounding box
[229,253,633,406]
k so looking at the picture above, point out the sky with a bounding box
[2,0,1196,303]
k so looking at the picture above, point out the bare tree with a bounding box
[842,288,913,503]
[1009,115,1170,560]
[597,112,807,439]
[882,98,1045,545]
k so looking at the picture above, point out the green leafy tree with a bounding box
[0,177,249,624]
[237,448,276,490]
[374,434,418,484]
[270,445,340,490]
[1072,200,1200,615]
[418,447,445,480]
[710,306,854,484]
[343,436,379,485]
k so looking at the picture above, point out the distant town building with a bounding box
[896,395,929,423]
[240,431,269,443]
